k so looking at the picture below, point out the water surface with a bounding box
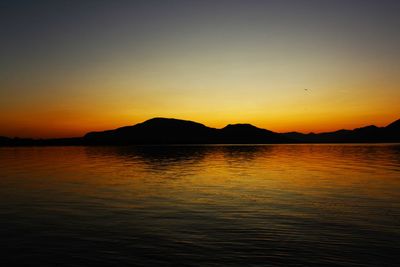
[0,145,399,266]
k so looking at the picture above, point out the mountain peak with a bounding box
[223,123,259,130]
[143,117,191,123]
[386,119,400,129]
[138,117,210,129]
[3,117,400,146]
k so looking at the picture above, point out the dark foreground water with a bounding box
[0,145,399,266]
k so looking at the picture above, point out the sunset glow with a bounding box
[1,1,399,138]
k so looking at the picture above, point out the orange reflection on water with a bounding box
[1,145,399,200]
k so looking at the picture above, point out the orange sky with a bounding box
[1,1,399,138]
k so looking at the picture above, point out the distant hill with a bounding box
[1,117,399,146]
[386,119,400,130]
[283,119,400,143]
[84,118,289,144]
[219,124,288,144]
[84,118,218,144]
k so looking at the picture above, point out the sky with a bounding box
[1,0,399,138]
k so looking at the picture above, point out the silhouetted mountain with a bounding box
[283,119,400,143]
[1,117,399,146]
[84,118,218,144]
[386,119,400,130]
[383,119,400,142]
[84,118,289,144]
[219,124,288,143]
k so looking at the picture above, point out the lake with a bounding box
[0,145,399,266]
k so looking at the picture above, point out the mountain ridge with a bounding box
[1,117,399,146]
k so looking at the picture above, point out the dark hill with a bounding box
[220,124,288,143]
[283,119,400,143]
[84,118,289,145]
[1,117,399,146]
[382,119,400,142]
[84,118,218,144]
[386,119,400,130]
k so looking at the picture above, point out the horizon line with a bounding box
[1,116,398,140]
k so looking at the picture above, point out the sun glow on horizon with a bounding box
[1,1,399,138]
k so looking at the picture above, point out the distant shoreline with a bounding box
[1,143,400,148]
[1,117,399,146]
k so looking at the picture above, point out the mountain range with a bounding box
[1,117,399,146]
